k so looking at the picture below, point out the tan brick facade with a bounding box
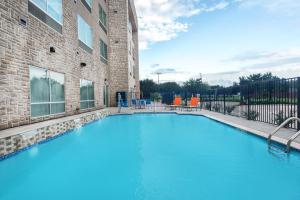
[108,0,140,106]
[0,0,139,130]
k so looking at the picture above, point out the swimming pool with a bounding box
[0,113,300,200]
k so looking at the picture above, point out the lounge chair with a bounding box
[168,96,182,110]
[121,100,128,107]
[146,99,151,107]
[184,97,200,111]
[139,99,146,109]
[132,99,137,108]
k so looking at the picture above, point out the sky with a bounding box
[135,0,300,86]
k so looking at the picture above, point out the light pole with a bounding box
[156,72,162,84]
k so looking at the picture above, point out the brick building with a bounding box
[0,0,139,130]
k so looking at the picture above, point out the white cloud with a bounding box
[141,48,300,85]
[135,0,230,50]
[203,48,300,86]
[135,0,300,50]
[237,0,300,15]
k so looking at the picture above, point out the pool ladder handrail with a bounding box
[286,130,300,153]
[118,93,122,113]
[268,117,300,153]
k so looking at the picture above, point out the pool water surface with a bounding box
[0,114,300,200]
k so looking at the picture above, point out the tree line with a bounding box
[140,72,280,100]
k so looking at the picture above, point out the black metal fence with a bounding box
[200,77,300,129]
[140,77,300,129]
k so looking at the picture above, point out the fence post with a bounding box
[185,92,188,106]
[297,78,300,130]
[223,93,226,114]
[247,85,250,120]
[209,92,212,111]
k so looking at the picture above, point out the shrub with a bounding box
[213,104,221,112]
[205,103,211,110]
[274,111,294,128]
[150,92,162,102]
[243,110,259,120]
[225,106,235,115]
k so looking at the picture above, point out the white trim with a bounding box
[80,100,95,102]
[99,19,107,29]
[80,100,96,110]
[100,55,108,64]
[31,102,65,105]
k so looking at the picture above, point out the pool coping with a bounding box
[1,108,299,161]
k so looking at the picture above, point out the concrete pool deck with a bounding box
[1,107,300,158]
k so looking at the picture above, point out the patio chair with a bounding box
[168,96,182,110]
[146,99,151,108]
[140,99,146,109]
[184,97,200,111]
[131,99,137,108]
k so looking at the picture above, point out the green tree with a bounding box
[158,82,182,104]
[183,78,210,95]
[239,72,279,85]
[158,82,182,94]
[140,79,158,99]
[239,73,280,103]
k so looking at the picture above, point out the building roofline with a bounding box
[128,0,138,32]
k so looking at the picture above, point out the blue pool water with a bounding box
[1,114,300,200]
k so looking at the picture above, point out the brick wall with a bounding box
[0,0,139,130]
[108,0,139,106]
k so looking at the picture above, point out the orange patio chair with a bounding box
[185,97,200,111]
[167,96,182,110]
[190,97,199,107]
[173,97,182,106]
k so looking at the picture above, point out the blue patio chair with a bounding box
[140,99,146,109]
[131,99,137,107]
[146,99,151,105]
[121,100,128,107]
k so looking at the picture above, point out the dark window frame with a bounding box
[81,0,92,13]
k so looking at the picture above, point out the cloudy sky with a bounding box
[135,0,300,86]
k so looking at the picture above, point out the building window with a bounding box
[78,15,93,51]
[30,66,65,117]
[85,0,93,7]
[81,0,93,12]
[80,79,95,109]
[28,0,63,33]
[29,0,63,24]
[100,39,108,64]
[98,4,107,33]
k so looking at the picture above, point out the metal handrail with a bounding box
[118,93,122,113]
[267,117,300,145]
[286,130,300,153]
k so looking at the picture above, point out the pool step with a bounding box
[267,117,300,154]
[268,142,287,154]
